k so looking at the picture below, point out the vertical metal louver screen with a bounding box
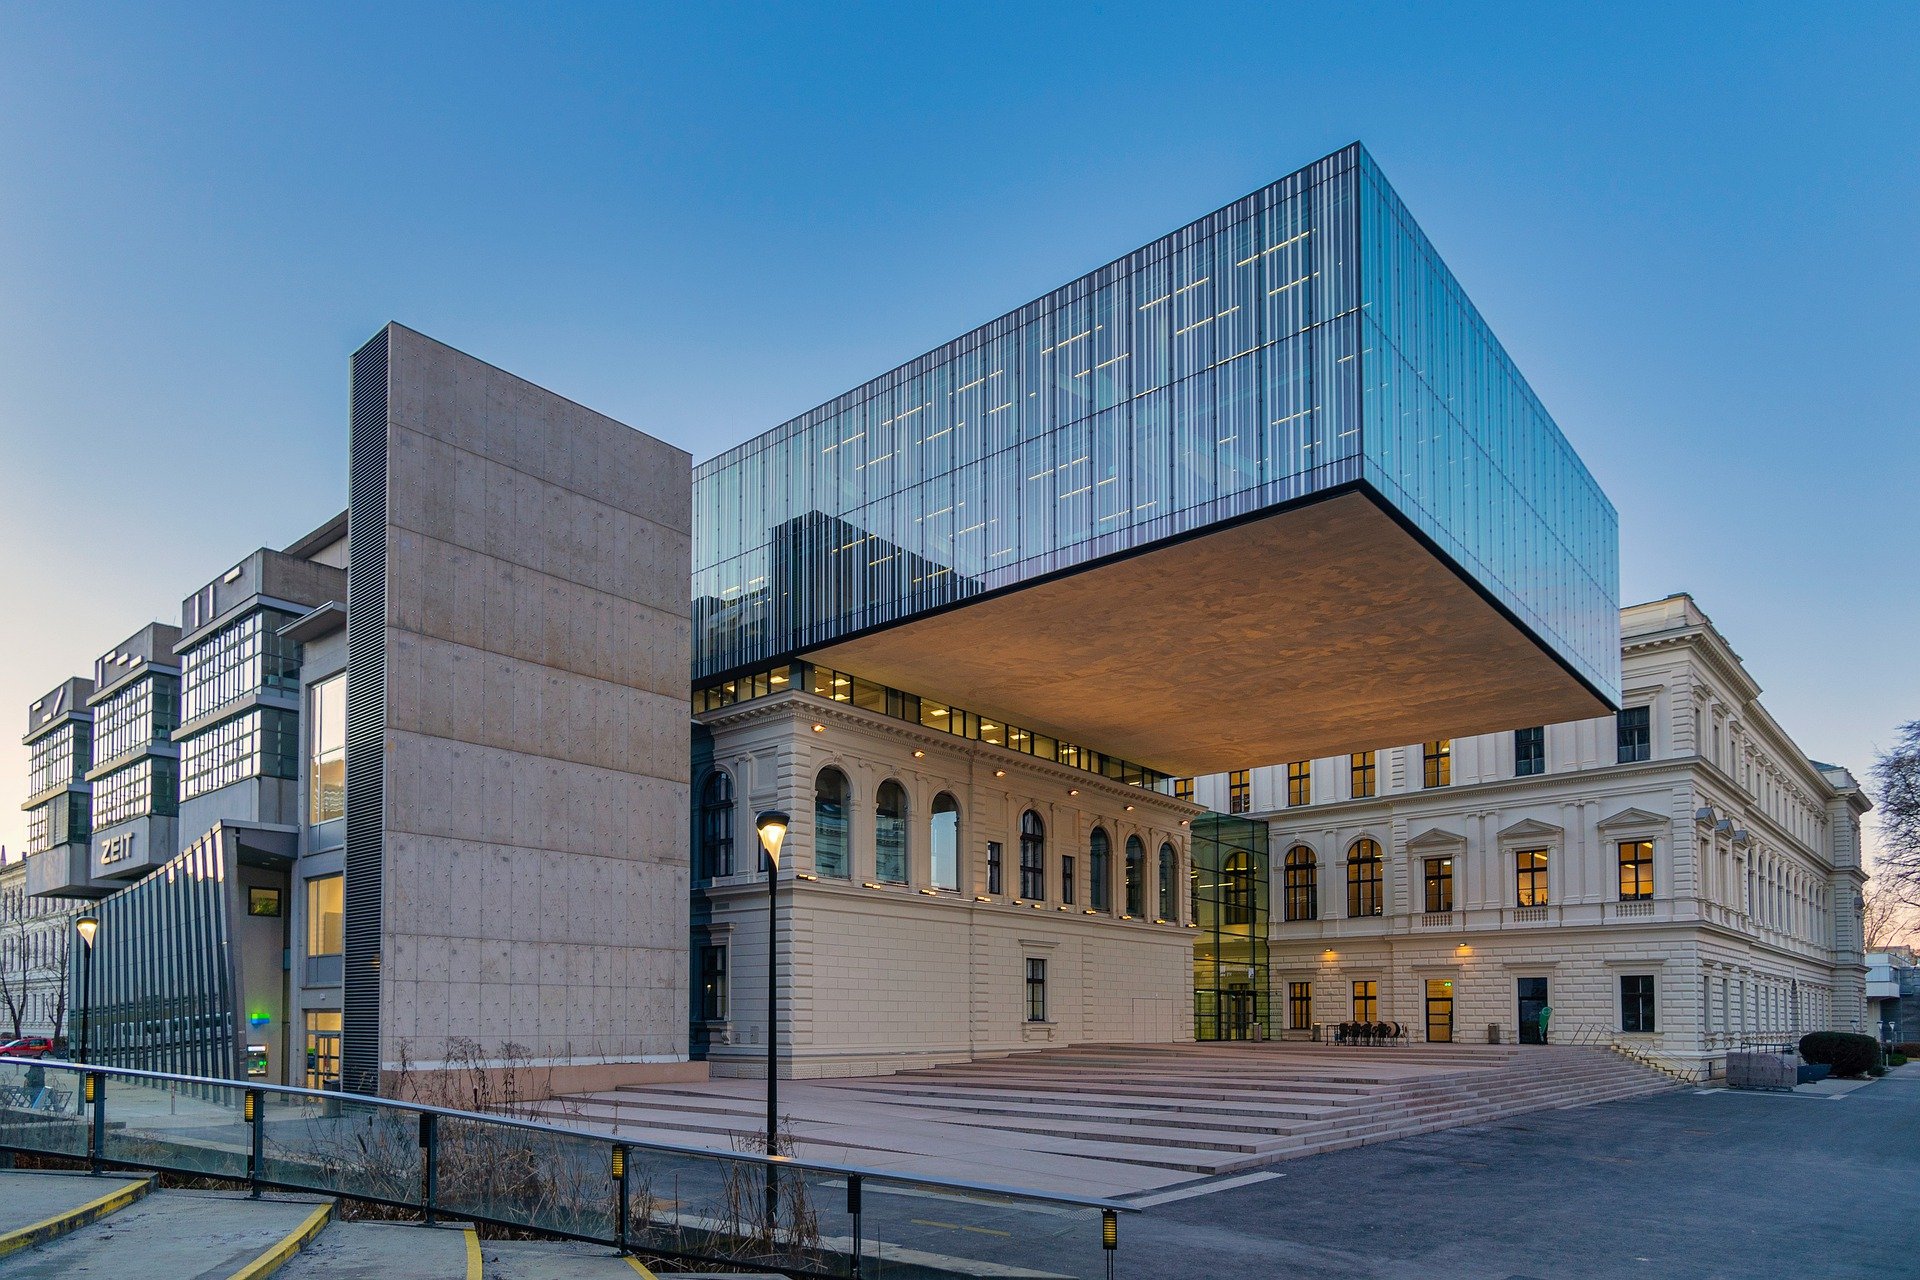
[342,328,389,1095]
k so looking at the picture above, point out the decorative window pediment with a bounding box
[1406,826,1467,853]
[1497,817,1563,844]
[1597,806,1667,834]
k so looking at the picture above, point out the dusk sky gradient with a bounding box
[1,3,1915,860]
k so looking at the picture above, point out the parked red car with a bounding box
[0,1037,58,1059]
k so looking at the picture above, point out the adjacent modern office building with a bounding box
[26,141,1874,1093]
[1188,595,1871,1077]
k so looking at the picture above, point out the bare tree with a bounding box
[1863,878,1918,950]
[0,920,27,1042]
[1872,720,1920,906]
[42,926,70,1046]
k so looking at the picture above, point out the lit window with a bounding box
[1423,857,1453,912]
[1283,846,1318,922]
[1228,770,1251,814]
[1352,979,1377,1022]
[1288,982,1312,1030]
[1349,751,1375,799]
[309,674,346,825]
[1173,777,1194,803]
[306,875,343,958]
[1286,761,1311,807]
[1423,741,1451,789]
[1346,839,1383,917]
[1515,849,1549,907]
[1618,840,1654,901]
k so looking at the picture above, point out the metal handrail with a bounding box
[0,1055,1128,1214]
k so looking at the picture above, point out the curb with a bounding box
[226,1199,335,1280]
[0,1172,155,1258]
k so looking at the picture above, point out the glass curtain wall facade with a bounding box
[74,835,238,1078]
[692,143,1619,707]
[1191,814,1270,1040]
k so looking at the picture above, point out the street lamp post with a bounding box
[754,809,790,1230]
[74,915,100,1064]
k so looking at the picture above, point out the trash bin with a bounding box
[1311,1022,1324,1043]
[1487,1023,1503,1045]
[1251,1023,1265,1042]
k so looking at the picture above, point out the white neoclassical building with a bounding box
[1195,596,1871,1078]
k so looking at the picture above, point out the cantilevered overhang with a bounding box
[805,488,1613,777]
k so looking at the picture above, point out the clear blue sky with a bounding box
[1,3,1915,858]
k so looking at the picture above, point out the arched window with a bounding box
[876,781,909,884]
[930,793,960,891]
[1124,835,1146,916]
[1283,846,1318,922]
[814,768,850,878]
[1088,827,1112,913]
[697,770,735,879]
[1224,851,1255,925]
[1346,838,1383,917]
[1019,810,1046,900]
[1158,842,1178,919]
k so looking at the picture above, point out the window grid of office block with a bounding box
[26,723,90,799]
[93,676,180,765]
[180,610,302,724]
[179,708,300,800]
[92,757,178,828]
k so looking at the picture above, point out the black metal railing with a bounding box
[0,1057,1128,1278]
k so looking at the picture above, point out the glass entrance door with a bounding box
[1517,977,1549,1044]
[1223,985,1255,1039]
[304,1011,342,1090]
[1425,979,1454,1043]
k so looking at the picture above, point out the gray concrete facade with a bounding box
[349,324,693,1093]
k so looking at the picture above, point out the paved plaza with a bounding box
[1127,1063,1920,1279]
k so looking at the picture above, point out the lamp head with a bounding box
[755,810,791,864]
[75,916,100,949]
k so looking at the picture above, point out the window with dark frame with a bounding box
[1228,769,1251,814]
[1125,836,1146,916]
[247,886,282,918]
[1088,828,1111,912]
[1423,740,1451,788]
[1349,751,1376,798]
[1283,846,1318,922]
[1173,777,1194,803]
[986,840,1003,896]
[1346,839,1383,917]
[1019,810,1046,900]
[699,944,728,1021]
[1352,979,1377,1022]
[1026,958,1047,1022]
[1288,981,1312,1030]
[1617,706,1651,763]
[1515,848,1549,907]
[1423,857,1454,913]
[1621,974,1656,1032]
[1286,761,1311,806]
[1061,854,1076,905]
[698,769,735,879]
[1158,842,1178,918]
[1618,840,1654,901]
[1514,726,1545,777]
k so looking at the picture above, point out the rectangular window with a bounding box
[1026,958,1047,1022]
[1423,857,1454,913]
[1173,777,1194,803]
[180,708,300,800]
[1617,706,1651,763]
[1349,751,1375,798]
[987,841,1003,896]
[1621,974,1656,1032]
[1515,849,1549,907]
[1288,981,1311,1031]
[1423,740,1451,788]
[306,875,344,957]
[1514,726,1545,777]
[1286,761,1311,806]
[1020,838,1045,901]
[1061,854,1076,905]
[1228,769,1251,814]
[180,610,301,723]
[1618,840,1654,901]
[1352,979,1377,1022]
[309,674,346,825]
[699,944,728,1021]
[247,886,282,918]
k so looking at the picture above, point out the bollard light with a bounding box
[610,1145,625,1179]
[1102,1207,1117,1249]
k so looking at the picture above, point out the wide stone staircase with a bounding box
[532,1042,1681,1196]
[0,1167,741,1278]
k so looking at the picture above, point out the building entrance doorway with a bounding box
[1222,984,1256,1039]
[1517,977,1550,1044]
[1425,979,1454,1043]
[305,1011,342,1090]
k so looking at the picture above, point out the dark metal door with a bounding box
[1517,977,1549,1045]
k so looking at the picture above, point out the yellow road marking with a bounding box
[225,1199,333,1280]
[0,1174,154,1258]
[623,1255,659,1278]
[465,1225,483,1280]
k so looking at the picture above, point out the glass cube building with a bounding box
[691,144,1618,776]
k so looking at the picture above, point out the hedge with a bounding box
[1799,1031,1881,1078]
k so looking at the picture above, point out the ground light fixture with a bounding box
[754,809,790,1227]
[75,915,100,1064]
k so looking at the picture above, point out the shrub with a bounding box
[1896,1043,1920,1057]
[1889,1053,1910,1067]
[1870,1065,1889,1077]
[1799,1031,1881,1078]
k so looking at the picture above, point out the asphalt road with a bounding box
[1127,1067,1920,1280]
